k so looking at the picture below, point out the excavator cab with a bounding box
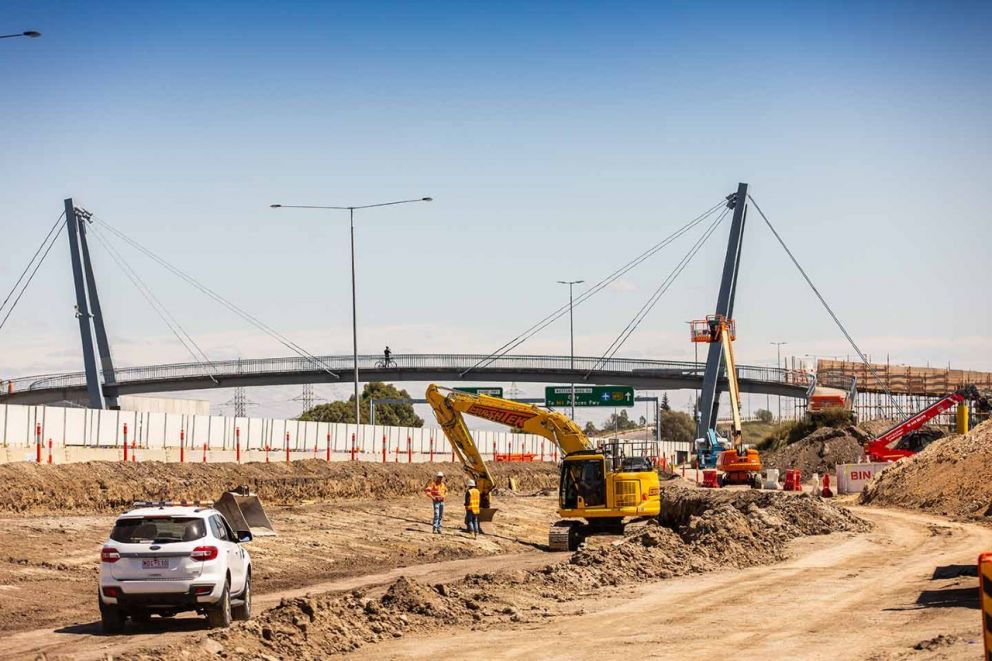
[559,453,607,510]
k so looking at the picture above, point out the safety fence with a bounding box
[0,403,559,464]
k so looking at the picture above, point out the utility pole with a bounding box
[558,279,584,420]
[771,341,787,421]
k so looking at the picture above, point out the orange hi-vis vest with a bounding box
[425,480,447,502]
[466,487,481,514]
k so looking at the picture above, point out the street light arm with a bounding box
[270,198,432,211]
[1,31,42,39]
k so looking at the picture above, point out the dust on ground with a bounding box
[861,419,992,520]
[0,462,558,636]
[125,485,868,660]
[761,425,869,476]
[0,460,557,515]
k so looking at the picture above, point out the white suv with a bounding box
[98,503,253,633]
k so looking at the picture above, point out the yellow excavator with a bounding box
[426,384,661,551]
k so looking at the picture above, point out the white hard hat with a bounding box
[436,471,444,477]
[467,479,476,487]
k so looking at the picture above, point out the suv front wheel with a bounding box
[206,580,232,629]
[232,573,251,621]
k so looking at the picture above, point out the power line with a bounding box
[748,194,904,418]
[461,199,727,376]
[91,217,339,378]
[0,215,67,333]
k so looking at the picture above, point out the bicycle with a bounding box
[374,358,398,369]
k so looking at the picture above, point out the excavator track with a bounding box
[548,520,579,552]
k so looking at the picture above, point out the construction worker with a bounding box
[464,479,481,538]
[424,471,447,534]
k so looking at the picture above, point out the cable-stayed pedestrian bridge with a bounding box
[0,353,813,406]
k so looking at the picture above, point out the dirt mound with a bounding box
[860,419,992,519]
[125,486,867,660]
[0,460,558,515]
[762,425,869,476]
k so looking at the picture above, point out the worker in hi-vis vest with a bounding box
[464,479,481,538]
[424,471,447,534]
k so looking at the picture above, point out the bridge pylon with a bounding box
[64,199,118,409]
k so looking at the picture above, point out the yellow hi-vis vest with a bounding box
[466,487,481,514]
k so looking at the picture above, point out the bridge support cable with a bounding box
[91,217,339,379]
[0,212,66,333]
[748,195,905,418]
[588,205,730,376]
[460,199,728,376]
[88,225,219,383]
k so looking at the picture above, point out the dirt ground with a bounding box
[761,425,869,476]
[2,460,990,660]
[862,419,992,520]
[0,492,557,638]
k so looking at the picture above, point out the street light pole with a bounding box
[271,197,432,425]
[771,341,787,420]
[558,279,583,419]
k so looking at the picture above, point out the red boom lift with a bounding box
[865,385,978,462]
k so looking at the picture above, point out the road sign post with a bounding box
[545,385,634,408]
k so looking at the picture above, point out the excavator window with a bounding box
[560,459,606,509]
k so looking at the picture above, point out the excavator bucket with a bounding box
[479,507,498,523]
[214,489,276,537]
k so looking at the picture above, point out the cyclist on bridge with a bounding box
[383,346,392,365]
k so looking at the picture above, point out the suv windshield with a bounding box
[110,516,206,544]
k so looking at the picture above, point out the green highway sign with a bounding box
[455,386,504,398]
[545,385,635,407]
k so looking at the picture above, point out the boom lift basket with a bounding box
[214,487,276,537]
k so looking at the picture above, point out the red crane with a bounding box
[865,385,978,462]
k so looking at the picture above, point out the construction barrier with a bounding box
[835,462,893,494]
[979,552,992,661]
[494,453,536,462]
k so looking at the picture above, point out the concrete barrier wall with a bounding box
[0,403,556,465]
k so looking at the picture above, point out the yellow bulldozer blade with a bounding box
[214,490,276,537]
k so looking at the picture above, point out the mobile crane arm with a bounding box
[866,385,978,462]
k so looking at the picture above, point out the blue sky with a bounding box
[1,1,990,420]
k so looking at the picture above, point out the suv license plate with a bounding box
[142,558,168,569]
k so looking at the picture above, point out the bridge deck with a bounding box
[1,354,813,406]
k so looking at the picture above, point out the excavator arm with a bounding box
[425,384,499,500]
[425,383,594,499]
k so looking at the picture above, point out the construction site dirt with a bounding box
[2,461,990,660]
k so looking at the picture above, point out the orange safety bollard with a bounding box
[702,469,720,488]
[285,432,290,463]
[265,444,270,463]
[202,442,207,463]
[979,553,992,660]
[382,435,387,463]
[131,440,136,463]
[326,432,331,462]
[236,427,241,464]
[821,473,834,498]
[180,430,185,463]
[407,436,412,463]
[123,423,129,463]
[35,423,42,464]
[540,441,545,462]
[350,433,356,461]
[429,437,434,463]
[47,438,53,464]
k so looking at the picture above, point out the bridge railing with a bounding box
[3,353,811,393]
